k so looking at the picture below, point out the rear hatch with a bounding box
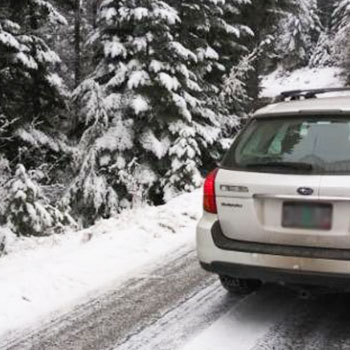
[217,114,350,250]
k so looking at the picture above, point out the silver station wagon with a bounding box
[197,88,350,295]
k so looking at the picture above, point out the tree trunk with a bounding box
[92,0,98,28]
[74,0,82,88]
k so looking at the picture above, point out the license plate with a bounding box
[282,202,332,230]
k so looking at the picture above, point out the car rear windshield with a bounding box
[222,115,350,175]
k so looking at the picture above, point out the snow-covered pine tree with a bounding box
[332,0,350,77]
[0,1,70,183]
[80,0,220,205]
[276,0,322,70]
[309,31,335,68]
[47,0,96,88]
[63,79,118,226]
[313,0,336,68]
[7,164,75,236]
[166,0,253,174]
[318,0,337,29]
[213,0,257,120]
[239,0,290,102]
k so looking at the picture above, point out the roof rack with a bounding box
[276,87,350,102]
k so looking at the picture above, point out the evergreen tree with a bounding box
[313,0,336,68]
[75,0,217,206]
[63,79,116,226]
[49,0,95,88]
[0,1,70,183]
[318,0,337,29]
[309,31,335,68]
[69,0,255,215]
[240,0,290,101]
[164,0,254,173]
[276,0,322,70]
[333,0,350,78]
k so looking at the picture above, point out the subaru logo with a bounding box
[297,187,314,196]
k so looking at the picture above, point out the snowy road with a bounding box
[4,246,350,350]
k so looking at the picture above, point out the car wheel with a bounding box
[219,275,262,295]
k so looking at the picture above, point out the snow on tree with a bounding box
[161,121,202,201]
[0,2,69,182]
[6,164,75,236]
[276,0,322,70]
[62,149,118,227]
[332,0,350,32]
[162,0,254,173]
[318,0,337,29]
[221,50,256,122]
[80,0,221,205]
[239,0,291,100]
[309,31,335,68]
[69,0,256,210]
[0,226,13,256]
[332,0,350,76]
[9,0,67,29]
[0,155,12,223]
[71,78,109,145]
[46,0,96,89]
[63,79,117,226]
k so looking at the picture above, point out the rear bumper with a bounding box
[201,262,350,288]
[197,213,350,287]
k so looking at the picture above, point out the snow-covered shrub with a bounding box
[7,164,75,236]
[63,149,119,227]
[0,226,15,257]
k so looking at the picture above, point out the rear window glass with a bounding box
[222,116,350,174]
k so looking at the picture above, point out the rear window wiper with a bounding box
[244,161,313,171]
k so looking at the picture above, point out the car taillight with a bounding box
[203,168,218,214]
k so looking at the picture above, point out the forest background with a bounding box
[0,0,347,237]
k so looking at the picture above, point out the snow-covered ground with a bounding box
[0,190,202,337]
[261,66,346,98]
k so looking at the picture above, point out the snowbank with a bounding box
[0,190,202,337]
[261,67,346,98]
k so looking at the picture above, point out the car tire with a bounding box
[219,275,262,295]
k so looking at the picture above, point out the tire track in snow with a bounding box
[1,246,220,350]
[180,286,297,350]
[114,281,239,350]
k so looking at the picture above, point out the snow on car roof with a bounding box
[254,96,350,118]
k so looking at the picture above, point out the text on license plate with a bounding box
[282,202,332,230]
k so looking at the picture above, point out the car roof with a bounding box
[254,96,350,118]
